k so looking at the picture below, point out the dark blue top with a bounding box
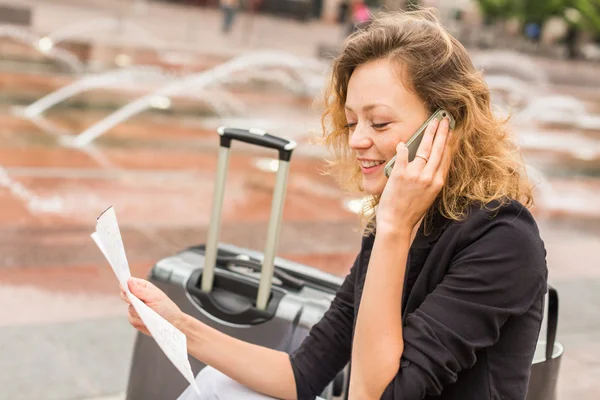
[290,199,548,400]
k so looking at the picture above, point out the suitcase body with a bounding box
[126,128,349,399]
[126,244,346,399]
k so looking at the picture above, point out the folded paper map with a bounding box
[91,206,200,397]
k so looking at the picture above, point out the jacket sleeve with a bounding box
[384,203,548,399]
[289,244,364,400]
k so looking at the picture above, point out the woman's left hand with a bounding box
[376,116,453,234]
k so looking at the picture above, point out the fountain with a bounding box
[515,95,600,131]
[8,64,261,176]
[0,25,83,73]
[518,129,600,161]
[17,66,175,118]
[14,65,249,137]
[10,66,177,169]
[524,164,557,220]
[9,45,597,224]
[0,17,172,77]
[65,51,328,148]
[473,51,600,130]
[516,95,588,127]
[0,165,64,214]
[188,91,247,116]
[472,51,549,117]
[41,17,167,55]
[473,51,600,225]
[473,51,549,89]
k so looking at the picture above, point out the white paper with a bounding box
[92,206,200,396]
[93,207,131,284]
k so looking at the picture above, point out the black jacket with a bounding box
[290,199,548,400]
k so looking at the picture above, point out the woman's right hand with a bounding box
[120,277,185,336]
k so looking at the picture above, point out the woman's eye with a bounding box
[372,122,390,129]
[345,122,357,130]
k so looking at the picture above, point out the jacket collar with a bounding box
[412,206,452,249]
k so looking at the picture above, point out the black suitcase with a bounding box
[126,127,349,399]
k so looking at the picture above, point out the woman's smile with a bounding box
[358,158,387,174]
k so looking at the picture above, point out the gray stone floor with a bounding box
[0,318,134,400]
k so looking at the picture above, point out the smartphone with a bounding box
[384,109,456,178]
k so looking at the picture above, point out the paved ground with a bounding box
[0,1,599,400]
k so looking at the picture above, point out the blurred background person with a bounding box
[220,0,240,34]
[346,0,372,36]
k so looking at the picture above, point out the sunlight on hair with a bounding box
[343,197,374,216]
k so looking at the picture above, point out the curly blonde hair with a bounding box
[319,8,533,231]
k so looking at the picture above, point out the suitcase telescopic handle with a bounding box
[202,127,296,311]
[218,127,297,161]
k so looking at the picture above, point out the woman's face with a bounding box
[345,59,430,195]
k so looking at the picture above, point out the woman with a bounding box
[121,9,548,400]
[220,0,240,35]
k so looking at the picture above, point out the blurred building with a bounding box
[158,0,477,23]
[318,0,476,24]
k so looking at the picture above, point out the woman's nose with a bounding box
[348,124,372,150]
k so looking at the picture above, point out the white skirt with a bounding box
[177,366,325,400]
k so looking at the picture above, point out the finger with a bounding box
[423,117,450,176]
[139,327,151,337]
[128,304,140,320]
[128,312,150,336]
[127,310,138,326]
[413,116,440,165]
[391,142,408,176]
[129,278,165,306]
[130,277,149,288]
[120,289,130,304]
[127,308,141,327]
[129,277,162,293]
[128,277,151,300]
[126,304,151,336]
[439,130,454,175]
[432,131,454,190]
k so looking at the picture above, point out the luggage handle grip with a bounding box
[545,285,559,361]
[219,255,305,290]
[187,269,285,325]
[218,127,297,161]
